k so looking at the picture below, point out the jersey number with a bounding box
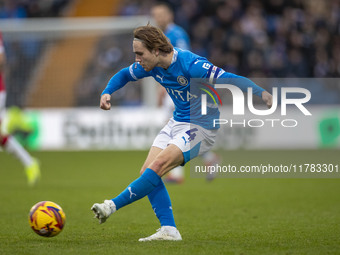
[202,63,211,70]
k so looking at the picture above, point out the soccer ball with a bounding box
[28,201,66,237]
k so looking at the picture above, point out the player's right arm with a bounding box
[100,62,150,110]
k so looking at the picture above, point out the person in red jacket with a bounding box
[0,31,40,186]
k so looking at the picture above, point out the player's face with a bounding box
[133,40,158,72]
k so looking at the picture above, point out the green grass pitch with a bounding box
[0,150,339,255]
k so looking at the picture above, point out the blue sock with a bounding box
[112,168,161,210]
[148,180,176,227]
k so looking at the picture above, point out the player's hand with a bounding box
[100,94,111,110]
[262,91,273,109]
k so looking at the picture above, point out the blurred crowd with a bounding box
[119,0,340,78]
[1,0,340,107]
[110,0,340,104]
[84,0,340,107]
[0,0,70,18]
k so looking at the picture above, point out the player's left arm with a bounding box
[261,90,273,109]
[190,60,272,108]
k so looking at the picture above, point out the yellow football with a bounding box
[28,201,66,237]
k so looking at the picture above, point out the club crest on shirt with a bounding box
[177,75,188,86]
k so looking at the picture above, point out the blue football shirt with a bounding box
[102,48,265,129]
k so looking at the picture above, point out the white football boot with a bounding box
[91,200,116,224]
[138,226,182,241]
